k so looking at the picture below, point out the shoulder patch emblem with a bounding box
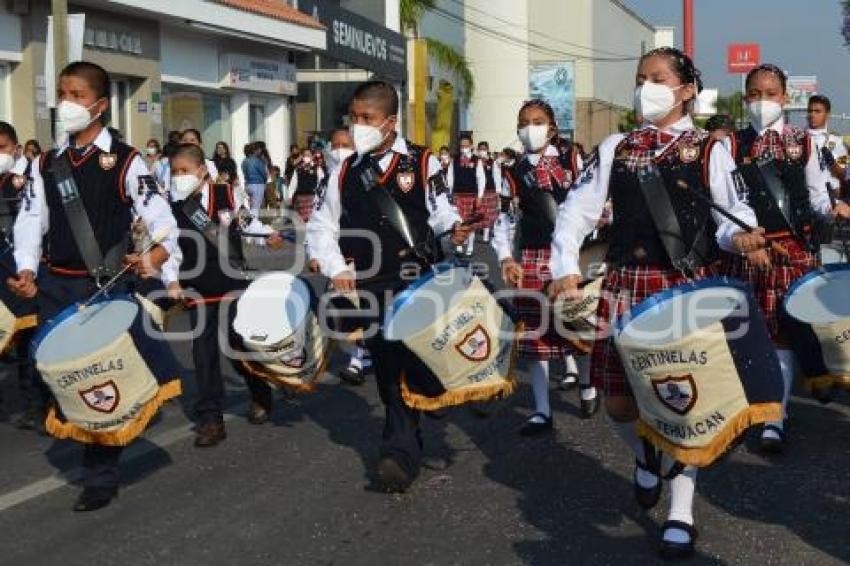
[679,144,700,163]
[786,143,803,161]
[396,171,415,193]
[99,153,117,171]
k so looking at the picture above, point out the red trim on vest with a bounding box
[207,183,217,217]
[338,158,352,193]
[48,265,90,277]
[117,149,137,203]
[380,154,401,184]
[66,146,98,168]
[504,169,518,197]
[420,148,432,187]
[569,146,579,179]
[701,138,716,188]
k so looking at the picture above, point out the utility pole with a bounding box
[683,0,694,59]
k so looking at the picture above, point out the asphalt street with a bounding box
[0,230,848,566]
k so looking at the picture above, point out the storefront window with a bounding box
[162,86,231,157]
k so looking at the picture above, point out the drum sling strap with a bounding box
[359,159,438,264]
[0,184,14,237]
[511,169,561,258]
[178,194,245,270]
[50,146,126,278]
[755,158,808,246]
[637,164,711,276]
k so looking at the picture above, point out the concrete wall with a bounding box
[463,0,529,150]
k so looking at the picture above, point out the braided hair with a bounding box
[745,63,787,93]
[639,47,704,93]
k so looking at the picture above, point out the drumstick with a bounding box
[435,213,485,240]
[675,180,789,257]
[80,228,170,310]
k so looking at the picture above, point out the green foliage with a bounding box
[425,37,474,101]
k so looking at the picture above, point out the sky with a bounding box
[621,0,850,132]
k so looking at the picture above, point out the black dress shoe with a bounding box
[579,386,600,419]
[73,486,117,512]
[377,456,413,493]
[634,459,662,509]
[339,363,366,386]
[194,420,227,447]
[658,520,698,560]
[759,421,788,455]
[247,402,270,425]
[556,372,578,391]
[519,413,553,437]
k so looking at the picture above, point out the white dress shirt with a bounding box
[306,136,461,279]
[445,155,486,198]
[550,116,757,278]
[809,127,847,193]
[491,144,583,262]
[13,128,179,275]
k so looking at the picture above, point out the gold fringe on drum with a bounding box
[44,379,182,446]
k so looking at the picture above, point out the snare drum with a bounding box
[32,295,181,446]
[232,272,329,392]
[615,278,783,467]
[383,264,521,410]
[783,264,850,393]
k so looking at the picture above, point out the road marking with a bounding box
[0,408,243,513]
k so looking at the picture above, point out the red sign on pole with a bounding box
[727,44,760,74]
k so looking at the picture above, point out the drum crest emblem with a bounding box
[282,349,306,369]
[11,175,26,189]
[455,324,491,362]
[679,144,699,163]
[786,143,803,161]
[652,374,698,416]
[79,380,120,414]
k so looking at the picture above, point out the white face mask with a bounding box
[57,99,103,135]
[440,154,450,163]
[634,82,684,124]
[0,153,15,174]
[460,147,472,157]
[477,150,489,159]
[145,147,158,156]
[747,100,784,131]
[329,148,354,166]
[518,124,551,152]
[351,118,391,155]
[170,172,202,201]
[504,159,515,167]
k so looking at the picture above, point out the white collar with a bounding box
[641,115,695,136]
[389,134,408,156]
[754,117,785,137]
[526,143,560,165]
[57,127,112,156]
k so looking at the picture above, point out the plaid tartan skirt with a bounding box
[592,265,712,397]
[719,236,817,344]
[294,194,315,223]
[453,194,485,230]
[513,248,575,360]
[480,190,500,228]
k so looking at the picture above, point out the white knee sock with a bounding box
[664,465,698,544]
[765,349,795,435]
[465,234,475,255]
[576,355,597,401]
[482,227,490,242]
[564,354,578,377]
[529,360,550,419]
[609,417,656,488]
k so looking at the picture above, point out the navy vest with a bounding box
[41,139,136,270]
[731,126,812,235]
[339,142,437,278]
[606,131,718,268]
[452,156,479,194]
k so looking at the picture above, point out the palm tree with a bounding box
[400,0,474,100]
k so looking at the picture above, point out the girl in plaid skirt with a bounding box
[493,99,599,437]
[549,47,766,559]
[476,141,501,243]
[290,148,326,223]
[725,63,850,451]
[447,133,485,257]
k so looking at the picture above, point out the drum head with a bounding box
[35,298,139,365]
[233,272,311,347]
[619,282,746,346]
[785,267,850,324]
[384,265,471,341]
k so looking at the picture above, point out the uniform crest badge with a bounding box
[679,145,699,163]
[786,143,803,161]
[79,380,120,414]
[396,171,415,193]
[652,374,698,416]
[99,153,117,170]
[455,324,491,362]
[11,175,26,190]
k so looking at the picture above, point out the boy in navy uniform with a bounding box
[308,81,472,492]
[8,62,178,512]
